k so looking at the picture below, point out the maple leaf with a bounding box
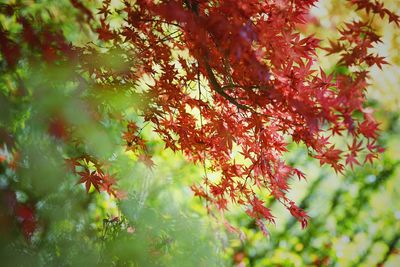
[348,139,363,154]
[6,0,395,234]
[216,198,228,210]
[345,152,360,170]
[366,140,385,153]
[364,152,378,165]
[78,169,102,193]
[249,197,275,223]
[101,173,117,193]
[96,22,114,41]
[0,154,6,163]
[364,54,388,69]
[0,28,21,68]
[358,119,379,139]
[294,168,306,180]
[323,39,346,55]
[315,146,342,166]
[16,204,35,222]
[288,202,310,229]
[190,184,209,199]
[210,184,225,196]
[16,204,36,239]
[138,153,155,169]
[48,116,68,140]
[255,219,270,238]
[315,146,344,173]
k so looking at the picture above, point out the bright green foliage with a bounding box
[1,0,399,266]
[0,1,222,266]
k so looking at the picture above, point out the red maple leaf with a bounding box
[138,153,155,169]
[5,0,395,232]
[345,153,360,170]
[78,169,102,193]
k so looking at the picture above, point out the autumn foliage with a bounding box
[0,0,399,237]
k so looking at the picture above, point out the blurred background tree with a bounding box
[1,0,399,266]
[0,1,222,266]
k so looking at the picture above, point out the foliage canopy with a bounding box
[0,0,399,266]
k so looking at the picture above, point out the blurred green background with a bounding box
[1,0,399,266]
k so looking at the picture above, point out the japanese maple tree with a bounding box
[1,0,398,237]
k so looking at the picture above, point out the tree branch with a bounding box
[202,59,252,111]
[221,84,272,91]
